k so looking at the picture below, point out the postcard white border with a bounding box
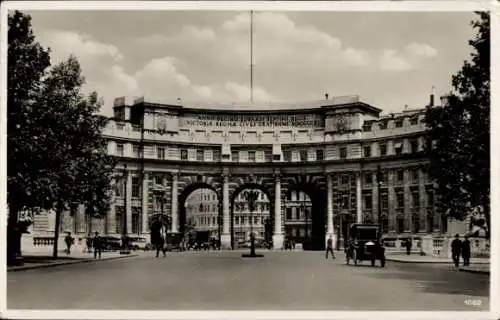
[0,1,498,320]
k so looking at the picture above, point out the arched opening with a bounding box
[230,184,274,250]
[285,185,326,251]
[178,183,220,248]
[284,190,312,248]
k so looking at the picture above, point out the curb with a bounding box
[386,257,490,264]
[8,254,139,272]
[459,267,490,275]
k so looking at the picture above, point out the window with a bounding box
[132,213,140,234]
[379,143,387,156]
[413,216,420,233]
[235,216,239,225]
[396,170,404,182]
[181,149,188,160]
[363,194,372,210]
[395,118,403,128]
[316,149,324,161]
[296,209,301,220]
[382,216,389,234]
[157,147,165,160]
[286,208,292,220]
[411,191,420,208]
[213,149,221,162]
[115,212,123,234]
[232,151,239,162]
[381,193,389,209]
[342,195,349,209]
[248,151,256,162]
[132,177,140,198]
[410,139,419,153]
[196,150,204,161]
[396,192,404,208]
[283,150,291,162]
[397,217,404,233]
[339,147,347,159]
[363,145,371,158]
[116,144,124,156]
[132,145,140,157]
[300,150,308,161]
[364,173,373,185]
[379,121,388,130]
[362,123,372,132]
[155,176,162,186]
[254,216,258,224]
[426,190,434,207]
[410,116,418,125]
[411,168,419,183]
[394,142,403,155]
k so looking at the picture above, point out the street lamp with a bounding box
[377,165,383,236]
[242,190,264,258]
[120,164,130,255]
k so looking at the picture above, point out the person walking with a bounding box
[86,233,93,254]
[405,238,413,255]
[154,233,167,258]
[325,235,335,259]
[451,234,462,267]
[64,232,74,255]
[93,232,102,259]
[462,236,471,266]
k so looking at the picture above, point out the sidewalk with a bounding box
[459,264,490,275]
[8,251,138,272]
[385,254,490,264]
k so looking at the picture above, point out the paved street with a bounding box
[7,251,489,311]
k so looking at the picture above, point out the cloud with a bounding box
[37,13,441,116]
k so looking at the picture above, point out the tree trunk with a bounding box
[53,202,63,259]
[7,203,22,266]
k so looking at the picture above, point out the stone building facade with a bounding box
[24,94,453,251]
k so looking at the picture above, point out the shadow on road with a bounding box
[357,262,490,297]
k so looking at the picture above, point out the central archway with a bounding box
[230,183,274,250]
[284,183,326,251]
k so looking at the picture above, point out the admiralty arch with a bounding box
[28,94,449,251]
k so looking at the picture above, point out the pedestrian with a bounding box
[154,233,167,258]
[64,232,74,255]
[405,238,413,255]
[451,233,462,267]
[325,235,335,259]
[86,233,93,253]
[462,236,471,266]
[93,231,102,259]
[292,240,296,251]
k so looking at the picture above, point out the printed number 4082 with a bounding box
[464,299,482,306]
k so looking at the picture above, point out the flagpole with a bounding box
[250,10,254,103]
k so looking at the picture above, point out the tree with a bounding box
[425,12,490,238]
[7,11,51,264]
[34,56,116,258]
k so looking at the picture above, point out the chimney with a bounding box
[430,94,434,107]
[325,93,329,100]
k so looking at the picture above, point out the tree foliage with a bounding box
[425,12,490,237]
[7,11,117,260]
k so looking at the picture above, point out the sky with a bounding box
[24,10,477,117]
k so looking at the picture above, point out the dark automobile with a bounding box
[345,223,386,267]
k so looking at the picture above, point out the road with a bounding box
[7,251,489,310]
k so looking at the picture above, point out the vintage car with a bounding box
[345,223,386,267]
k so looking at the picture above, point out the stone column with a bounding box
[404,169,411,232]
[326,174,335,248]
[141,172,149,234]
[273,173,284,250]
[171,173,179,233]
[356,172,362,223]
[107,180,116,235]
[221,173,231,249]
[126,171,132,234]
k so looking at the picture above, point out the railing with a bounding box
[33,237,55,246]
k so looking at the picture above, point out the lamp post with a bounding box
[120,164,130,255]
[242,190,264,258]
[377,165,383,235]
